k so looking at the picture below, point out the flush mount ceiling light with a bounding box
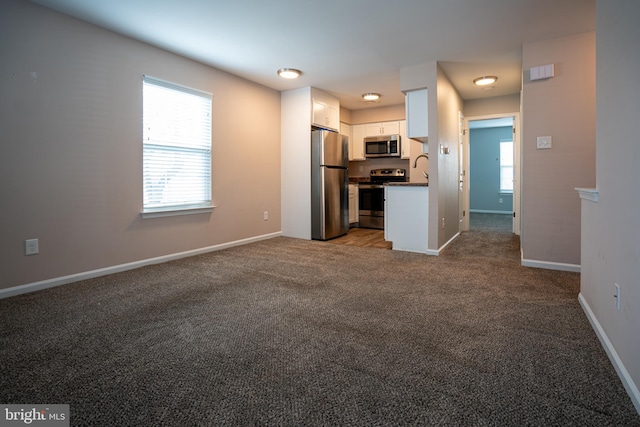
[473,76,498,86]
[362,93,381,101]
[277,68,301,79]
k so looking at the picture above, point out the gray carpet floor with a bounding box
[2,218,639,426]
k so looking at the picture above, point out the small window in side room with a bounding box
[499,139,513,193]
[142,76,212,217]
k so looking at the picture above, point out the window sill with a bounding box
[141,205,216,219]
[499,191,513,195]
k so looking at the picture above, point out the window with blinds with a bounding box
[142,76,212,216]
[499,139,514,193]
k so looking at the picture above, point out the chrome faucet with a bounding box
[413,153,429,168]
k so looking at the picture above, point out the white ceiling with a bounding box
[29,0,595,110]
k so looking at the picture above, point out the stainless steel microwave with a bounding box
[364,134,401,158]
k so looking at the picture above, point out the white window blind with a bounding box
[499,139,514,193]
[143,76,212,214]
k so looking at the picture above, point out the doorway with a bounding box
[461,113,521,235]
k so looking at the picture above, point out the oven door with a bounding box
[358,184,385,229]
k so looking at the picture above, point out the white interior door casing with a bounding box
[463,112,521,236]
[458,111,468,232]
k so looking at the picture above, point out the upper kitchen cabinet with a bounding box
[340,122,355,159]
[405,89,428,142]
[350,124,366,161]
[350,120,403,161]
[399,120,410,160]
[365,121,400,137]
[311,88,339,131]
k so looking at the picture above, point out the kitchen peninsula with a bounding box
[384,182,429,254]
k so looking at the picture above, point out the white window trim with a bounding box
[141,75,213,218]
[141,205,216,219]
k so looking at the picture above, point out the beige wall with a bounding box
[0,0,281,290]
[400,61,440,250]
[435,64,464,249]
[349,104,405,124]
[464,94,520,117]
[521,31,596,266]
[580,0,640,412]
[398,61,463,252]
[339,107,352,125]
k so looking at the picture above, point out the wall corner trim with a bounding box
[579,293,640,415]
[0,232,282,300]
[576,187,599,202]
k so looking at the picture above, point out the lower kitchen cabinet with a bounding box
[348,184,359,224]
[385,184,429,253]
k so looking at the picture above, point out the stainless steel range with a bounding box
[358,168,406,229]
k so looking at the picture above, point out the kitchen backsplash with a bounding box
[348,158,412,179]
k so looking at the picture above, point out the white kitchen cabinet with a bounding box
[348,184,359,224]
[351,120,402,160]
[405,89,428,142]
[311,88,339,131]
[350,124,366,161]
[385,184,429,253]
[365,121,400,137]
[399,120,410,159]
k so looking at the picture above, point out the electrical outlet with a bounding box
[614,283,621,310]
[263,211,269,221]
[25,238,39,255]
[499,198,503,203]
[441,218,445,229]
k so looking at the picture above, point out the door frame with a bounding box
[462,112,521,235]
[458,112,466,231]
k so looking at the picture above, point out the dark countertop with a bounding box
[385,182,429,187]
[349,177,370,183]
[349,178,429,186]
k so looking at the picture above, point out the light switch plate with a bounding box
[530,64,555,81]
[536,136,552,149]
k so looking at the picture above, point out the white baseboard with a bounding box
[579,293,640,415]
[521,257,581,272]
[432,232,460,256]
[469,209,512,215]
[0,232,282,299]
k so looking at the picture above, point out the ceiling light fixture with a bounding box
[473,76,498,86]
[362,93,381,101]
[277,68,301,79]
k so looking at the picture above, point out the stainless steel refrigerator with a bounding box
[311,129,349,240]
